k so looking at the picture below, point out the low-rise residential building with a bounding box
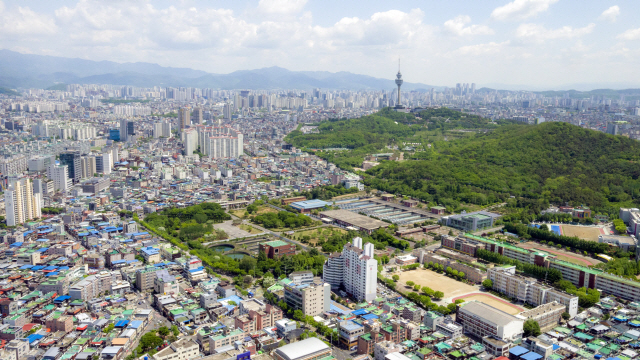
[516,302,566,331]
[208,329,247,352]
[488,266,578,317]
[374,340,402,360]
[274,338,331,360]
[136,266,159,291]
[153,339,199,360]
[339,320,365,350]
[457,301,524,345]
[284,281,330,316]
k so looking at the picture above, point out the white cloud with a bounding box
[617,27,640,40]
[599,6,620,23]
[516,23,595,43]
[312,9,430,48]
[491,0,559,21]
[257,0,307,15]
[443,15,494,36]
[456,41,509,56]
[0,2,57,36]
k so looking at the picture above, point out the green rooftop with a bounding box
[262,240,289,247]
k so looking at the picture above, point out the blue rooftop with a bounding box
[141,247,159,256]
[361,314,379,320]
[352,309,369,316]
[128,320,144,329]
[510,346,529,356]
[290,199,330,210]
[26,334,44,343]
[521,353,543,360]
[341,320,363,332]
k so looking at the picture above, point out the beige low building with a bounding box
[153,339,199,360]
[422,251,487,284]
[516,302,566,331]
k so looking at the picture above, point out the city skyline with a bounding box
[0,0,639,90]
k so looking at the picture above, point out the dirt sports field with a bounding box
[397,269,477,299]
[561,225,604,241]
[452,293,524,315]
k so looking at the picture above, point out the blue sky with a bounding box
[1,0,638,90]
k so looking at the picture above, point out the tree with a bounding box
[523,319,541,337]
[433,291,444,300]
[171,325,179,336]
[392,275,400,282]
[293,310,305,322]
[140,332,164,352]
[561,312,570,321]
[406,281,415,287]
[102,323,114,334]
[457,272,465,280]
[482,279,493,289]
[413,284,421,292]
[158,326,170,337]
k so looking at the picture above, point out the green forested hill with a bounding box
[284,107,512,170]
[366,122,640,214]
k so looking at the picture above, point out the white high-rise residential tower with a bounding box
[5,177,41,226]
[49,164,72,192]
[323,237,377,302]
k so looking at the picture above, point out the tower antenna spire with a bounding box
[398,58,401,72]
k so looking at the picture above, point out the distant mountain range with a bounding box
[0,49,440,91]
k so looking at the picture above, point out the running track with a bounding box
[451,293,525,312]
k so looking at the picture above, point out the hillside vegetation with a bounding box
[0,87,21,96]
[366,122,640,215]
[285,107,510,170]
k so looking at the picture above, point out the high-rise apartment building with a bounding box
[81,155,97,178]
[59,152,82,183]
[4,177,41,226]
[323,237,377,301]
[192,107,203,124]
[178,107,191,130]
[182,128,198,156]
[201,126,244,159]
[223,103,231,120]
[49,165,72,192]
[154,121,172,138]
[96,152,112,175]
[119,119,128,142]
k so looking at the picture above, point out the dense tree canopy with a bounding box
[366,122,640,215]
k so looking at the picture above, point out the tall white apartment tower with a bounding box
[182,128,198,155]
[323,237,377,302]
[5,178,41,226]
[162,121,172,138]
[49,165,72,192]
[101,152,113,175]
